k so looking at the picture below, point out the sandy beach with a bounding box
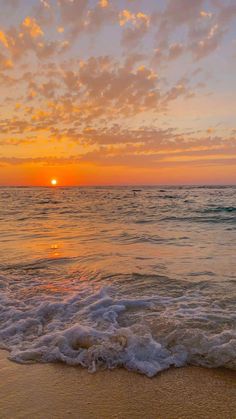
[0,351,235,419]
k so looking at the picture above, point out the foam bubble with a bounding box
[0,286,235,376]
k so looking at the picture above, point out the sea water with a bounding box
[0,186,235,376]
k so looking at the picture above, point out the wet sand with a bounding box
[0,351,235,419]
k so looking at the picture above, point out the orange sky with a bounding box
[0,0,236,185]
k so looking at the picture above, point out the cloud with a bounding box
[190,24,225,59]
[58,0,88,24]
[153,0,233,61]
[0,30,10,48]
[164,83,188,102]
[119,10,150,48]
[1,127,236,170]
[57,0,88,38]
[0,16,69,62]
[200,11,213,18]
[163,0,205,25]
[84,1,117,33]
[0,52,13,70]
[54,0,118,42]
[22,17,44,38]
[99,0,109,8]
[168,43,184,60]
[59,56,161,119]
[0,0,235,183]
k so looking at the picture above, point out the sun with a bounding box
[51,179,58,186]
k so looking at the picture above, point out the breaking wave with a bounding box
[0,284,235,377]
[0,185,236,377]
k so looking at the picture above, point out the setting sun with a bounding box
[0,0,234,417]
[51,179,58,186]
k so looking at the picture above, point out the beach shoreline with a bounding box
[0,351,235,419]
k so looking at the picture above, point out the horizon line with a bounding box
[0,183,235,188]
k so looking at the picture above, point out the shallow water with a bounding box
[0,186,235,376]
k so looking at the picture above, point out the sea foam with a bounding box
[0,186,236,376]
[0,285,235,377]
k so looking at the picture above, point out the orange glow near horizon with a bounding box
[0,162,236,186]
[0,1,235,186]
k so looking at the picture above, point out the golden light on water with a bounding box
[51,179,58,186]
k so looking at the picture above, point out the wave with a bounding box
[161,215,236,224]
[201,207,236,214]
[0,187,236,377]
[0,286,235,377]
[1,256,77,272]
[116,232,190,245]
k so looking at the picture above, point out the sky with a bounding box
[0,0,235,186]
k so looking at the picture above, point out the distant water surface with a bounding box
[0,186,235,376]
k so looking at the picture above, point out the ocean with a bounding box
[0,186,235,377]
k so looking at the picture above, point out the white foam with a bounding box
[9,323,187,377]
[0,286,235,376]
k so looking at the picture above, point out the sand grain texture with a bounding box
[0,352,235,419]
